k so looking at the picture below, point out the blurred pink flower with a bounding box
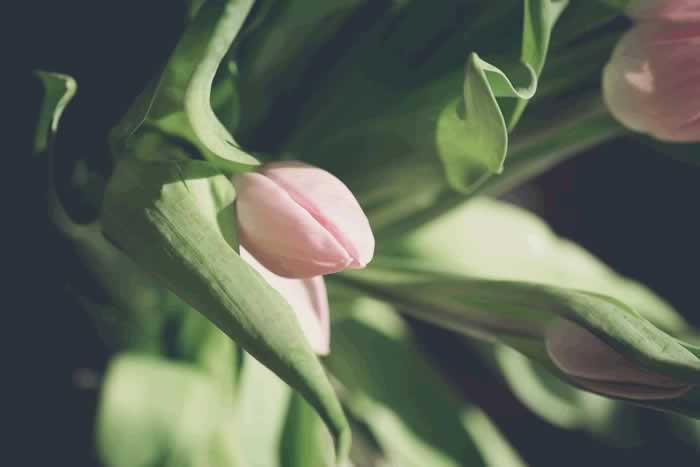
[627,0,700,23]
[241,247,330,355]
[234,161,374,278]
[546,319,689,400]
[603,22,700,142]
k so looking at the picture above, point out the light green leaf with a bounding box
[504,0,569,128]
[174,308,240,390]
[396,197,687,333]
[33,71,76,154]
[280,392,337,467]
[440,54,537,190]
[338,258,700,419]
[97,354,238,467]
[236,354,292,467]
[325,296,526,467]
[110,0,259,171]
[100,158,349,461]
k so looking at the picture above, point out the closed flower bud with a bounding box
[627,0,700,23]
[241,248,330,355]
[234,161,374,278]
[546,319,690,400]
[602,22,700,142]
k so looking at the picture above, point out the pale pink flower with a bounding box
[546,319,689,400]
[234,161,374,278]
[602,22,700,142]
[241,247,330,355]
[627,0,700,23]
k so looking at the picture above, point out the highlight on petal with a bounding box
[627,0,700,23]
[241,247,330,355]
[602,23,700,142]
[234,161,374,278]
[545,318,690,400]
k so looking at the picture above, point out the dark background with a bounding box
[15,0,700,465]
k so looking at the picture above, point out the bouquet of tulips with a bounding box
[34,0,700,465]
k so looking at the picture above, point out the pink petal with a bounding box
[628,0,700,23]
[603,23,700,142]
[241,248,330,355]
[260,162,375,269]
[546,319,689,400]
[235,171,353,278]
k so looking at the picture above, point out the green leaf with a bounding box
[110,0,259,171]
[503,0,569,128]
[235,0,367,136]
[174,308,240,390]
[440,54,537,190]
[325,296,526,467]
[33,71,77,154]
[344,94,623,239]
[288,0,567,194]
[97,354,239,467]
[236,354,292,467]
[100,158,349,461]
[597,0,631,11]
[280,392,337,467]
[395,197,687,333]
[35,71,181,354]
[476,341,642,443]
[337,258,700,419]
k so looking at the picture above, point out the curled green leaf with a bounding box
[33,71,77,154]
[110,0,259,171]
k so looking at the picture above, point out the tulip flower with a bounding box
[627,0,700,23]
[602,22,700,142]
[546,318,690,400]
[241,247,330,355]
[234,161,375,278]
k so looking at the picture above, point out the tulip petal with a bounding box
[242,248,330,355]
[260,162,375,269]
[603,23,700,142]
[627,0,700,23]
[235,171,354,278]
[546,319,690,400]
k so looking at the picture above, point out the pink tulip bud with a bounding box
[546,319,690,400]
[627,0,700,23]
[234,161,374,278]
[241,247,330,355]
[602,22,700,142]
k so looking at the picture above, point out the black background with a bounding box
[13,0,700,465]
